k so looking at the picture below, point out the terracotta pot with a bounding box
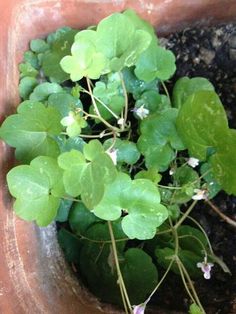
[1,1,236,313]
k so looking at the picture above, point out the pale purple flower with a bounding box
[134,105,149,120]
[133,303,146,314]
[197,258,214,279]
[192,189,208,201]
[106,148,118,165]
[187,157,199,168]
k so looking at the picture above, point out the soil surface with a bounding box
[153,23,236,314]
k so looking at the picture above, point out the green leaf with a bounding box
[96,13,152,71]
[189,304,204,314]
[58,228,81,262]
[56,136,86,153]
[48,93,82,118]
[47,26,73,45]
[178,225,208,255]
[83,139,104,161]
[138,109,185,171]
[172,165,200,204]
[135,90,171,114]
[103,138,140,165]
[55,199,73,222]
[7,156,63,226]
[121,248,158,304]
[155,247,202,278]
[29,82,64,101]
[42,29,78,83]
[69,202,100,235]
[91,75,125,120]
[19,77,38,100]
[123,9,157,40]
[60,30,108,81]
[23,51,39,69]
[19,62,38,78]
[122,67,158,100]
[58,149,86,197]
[135,41,176,82]
[200,163,221,198]
[30,39,49,53]
[78,222,126,304]
[134,168,162,184]
[93,172,168,239]
[0,102,62,163]
[172,77,214,108]
[209,131,236,195]
[80,152,117,209]
[176,91,229,160]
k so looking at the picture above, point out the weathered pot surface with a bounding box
[1,1,236,313]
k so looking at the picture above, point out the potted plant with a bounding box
[1,1,236,314]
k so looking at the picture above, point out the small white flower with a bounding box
[117,117,125,126]
[192,189,208,201]
[61,111,75,126]
[187,157,199,168]
[106,148,118,165]
[134,105,149,120]
[169,168,175,175]
[133,303,146,314]
[197,257,214,279]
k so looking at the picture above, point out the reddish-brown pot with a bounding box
[1,1,236,313]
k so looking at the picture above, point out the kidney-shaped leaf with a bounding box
[176,91,229,160]
[93,172,168,239]
[7,156,64,226]
[0,102,62,163]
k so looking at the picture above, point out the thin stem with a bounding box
[86,77,100,117]
[174,200,198,229]
[85,112,120,131]
[85,78,119,131]
[176,258,197,304]
[108,222,133,313]
[119,72,129,123]
[179,260,206,313]
[182,214,214,254]
[160,80,171,104]
[81,88,119,119]
[178,235,207,257]
[62,196,81,203]
[157,184,183,190]
[79,234,129,244]
[145,258,175,304]
[155,228,172,236]
[206,199,236,228]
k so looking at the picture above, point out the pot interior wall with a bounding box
[1,1,236,313]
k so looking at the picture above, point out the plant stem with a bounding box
[145,258,175,304]
[206,199,236,228]
[157,184,182,190]
[179,260,205,313]
[81,88,119,119]
[176,258,196,304]
[107,221,133,313]
[85,78,119,131]
[183,214,214,254]
[174,200,198,229]
[119,72,129,124]
[178,234,207,257]
[160,80,171,104]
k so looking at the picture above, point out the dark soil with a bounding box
[153,24,236,314]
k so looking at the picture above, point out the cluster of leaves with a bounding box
[0,9,234,313]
